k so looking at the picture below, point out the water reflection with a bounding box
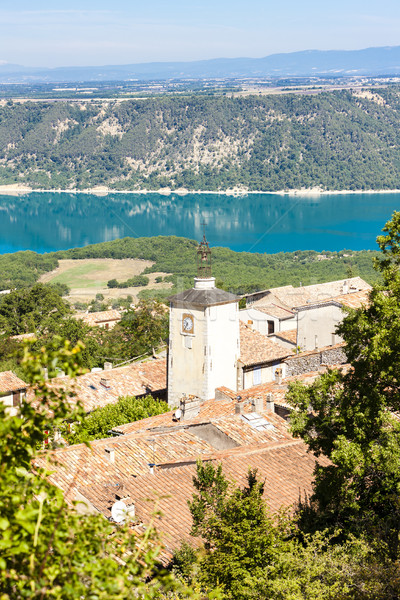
[0,191,398,255]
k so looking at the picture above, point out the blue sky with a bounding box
[1,0,400,67]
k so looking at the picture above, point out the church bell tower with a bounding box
[167,232,240,408]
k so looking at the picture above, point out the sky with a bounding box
[1,0,400,67]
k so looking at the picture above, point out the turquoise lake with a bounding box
[0,191,398,254]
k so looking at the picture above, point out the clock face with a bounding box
[182,314,194,334]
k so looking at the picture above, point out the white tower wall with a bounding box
[167,277,240,407]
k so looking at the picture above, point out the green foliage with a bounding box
[57,235,379,295]
[3,92,400,191]
[287,210,400,559]
[186,461,398,600]
[113,298,169,360]
[188,463,286,599]
[0,250,58,290]
[35,316,103,372]
[0,234,379,295]
[0,340,186,598]
[0,283,71,336]
[108,274,150,288]
[45,281,70,296]
[171,542,199,586]
[66,394,169,444]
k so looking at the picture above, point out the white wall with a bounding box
[168,301,239,407]
[242,361,287,389]
[240,308,296,335]
[0,390,24,416]
[297,304,344,351]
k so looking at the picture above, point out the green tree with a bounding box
[188,462,285,599]
[287,211,400,559]
[0,283,71,336]
[115,299,168,360]
[0,340,182,598]
[67,394,169,444]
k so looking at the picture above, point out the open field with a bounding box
[39,258,172,302]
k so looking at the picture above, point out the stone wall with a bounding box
[285,345,347,378]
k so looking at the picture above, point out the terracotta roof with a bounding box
[330,289,371,309]
[36,410,294,497]
[73,310,122,327]
[28,358,167,413]
[239,322,290,367]
[256,304,295,319]
[250,277,371,310]
[272,329,297,345]
[71,440,329,559]
[216,363,350,410]
[0,371,27,394]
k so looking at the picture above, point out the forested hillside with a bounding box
[2,89,400,190]
[0,236,379,293]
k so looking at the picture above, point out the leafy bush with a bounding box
[67,394,169,443]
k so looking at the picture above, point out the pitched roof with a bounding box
[0,371,27,394]
[169,287,239,307]
[256,304,295,319]
[330,289,371,309]
[28,358,167,413]
[73,310,122,327]
[239,322,290,367]
[250,277,371,311]
[272,329,297,345]
[69,440,329,559]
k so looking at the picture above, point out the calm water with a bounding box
[0,191,398,255]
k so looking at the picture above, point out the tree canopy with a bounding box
[287,210,400,559]
[0,341,183,599]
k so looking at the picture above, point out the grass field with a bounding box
[39,258,171,302]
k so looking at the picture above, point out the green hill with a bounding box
[2,90,400,191]
[0,236,380,294]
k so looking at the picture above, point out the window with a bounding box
[253,367,261,385]
[267,320,275,334]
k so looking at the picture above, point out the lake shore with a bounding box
[1,183,400,197]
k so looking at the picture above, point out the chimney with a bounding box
[104,362,112,371]
[104,447,115,463]
[148,463,155,475]
[342,280,349,294]
[100,377,111,389]
[266,393,275,413]
[275,367,283,385]
[235,396,244,414]
[252,397,263,413]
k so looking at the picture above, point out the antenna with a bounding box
[111,500,127,523]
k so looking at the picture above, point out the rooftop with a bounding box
[67,440,329,559]
[239,322,290,367]
[0,371,28,394]
[271,329,297,345]
[28,358,167,413]
[249,277,371,311]
[169,287,239,307]
[73,310,122,327]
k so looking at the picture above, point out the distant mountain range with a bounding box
[2,46,400,83]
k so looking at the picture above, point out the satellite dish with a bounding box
[111,500,127,523]
[174,408,182,420]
